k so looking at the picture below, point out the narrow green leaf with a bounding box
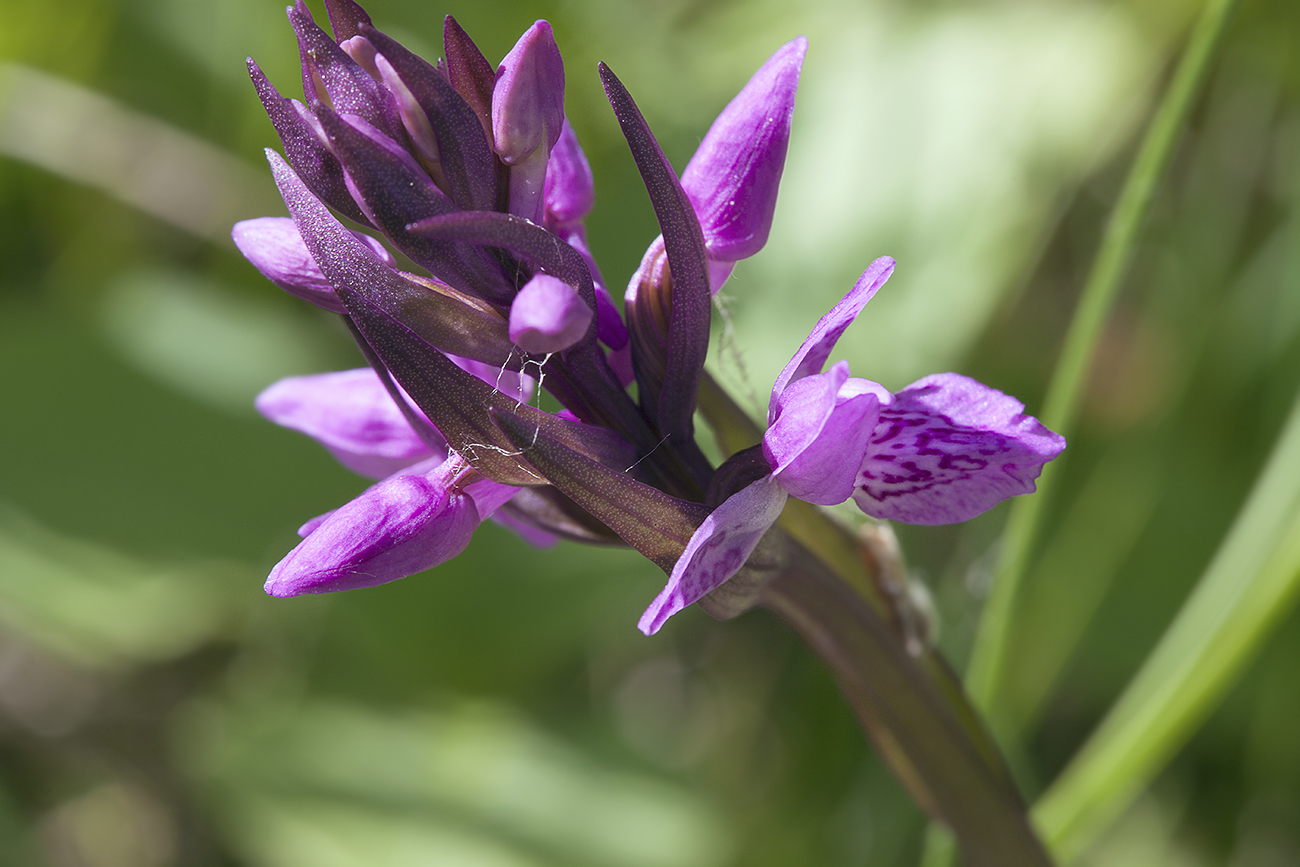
[1033,387,1300,862]
[964,0,1243,723]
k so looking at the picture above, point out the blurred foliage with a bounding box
[1,0,1299,865]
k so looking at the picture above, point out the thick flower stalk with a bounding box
[238,3,1063,863]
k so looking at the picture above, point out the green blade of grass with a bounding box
[964,0,1242,723]
[1033,388,1300,862]
[921,2,1242,863]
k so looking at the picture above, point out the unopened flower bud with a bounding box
[508,273,592,354]
[265,456,480,597]
[493,20,565,222]
[681,36,806,263]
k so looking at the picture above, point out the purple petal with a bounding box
[443,16,497,141]
[323,0,372,42]
[247,59,370,226]
[265,456,480,596]
[288,2,401,140]
[256,368,444,479]
[599,63,711,446]
[681,37,806,262]
[638,475,788,635]
[492,21,565,165]
[543,119,594,227]
[489,503,559,548]
[778,384,883,506]
[509,274,594,354]
[232,217,392,313]
[361,24,499,213]
[770,256,895,420]
[853,373,1067,524]
[765,363,882,505]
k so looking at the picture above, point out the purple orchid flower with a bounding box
[638,258,1066,634]
[239,0,1062,636]
[265,452,518,596]
[239,8,1066,855]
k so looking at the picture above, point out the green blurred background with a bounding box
[1,0,1298,864]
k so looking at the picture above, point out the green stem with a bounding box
[964,0,1241,721]
[761,537,1050,867]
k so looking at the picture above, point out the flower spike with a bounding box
[681,36,806,265]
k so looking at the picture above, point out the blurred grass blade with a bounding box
[1033,387,1300,862]
[964,0,1242,719]
[0,64,276,241]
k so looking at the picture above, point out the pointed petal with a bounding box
[265,147,517,365]
[770,256,895,419]
[681,37,805,262]
[232,216,392,313]
[255,368,443,480]
[313,107,514,301]
[443,16,496,142]
[853,373,1067,524]
[491,407,710,572]
[599,63,711,443]
[247,59,369,225]
[509,274,594,354]
[362,24,499,212]
[543,119,594,226]
[638,475,787,635]
[288,3,401,140]
[323,0,372,42]
[265,456,479,596]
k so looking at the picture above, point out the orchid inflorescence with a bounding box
[236,0,1065,637]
